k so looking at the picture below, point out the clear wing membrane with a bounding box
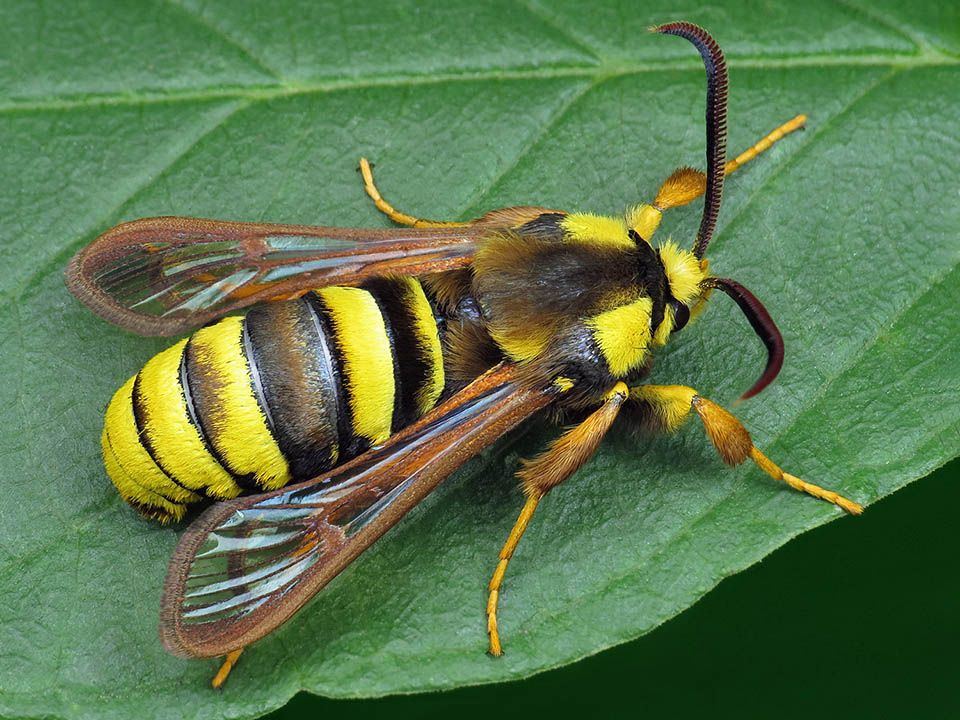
[65,216,484,336]
[159,364,558,659]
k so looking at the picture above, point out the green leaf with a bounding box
[1,1,957,718]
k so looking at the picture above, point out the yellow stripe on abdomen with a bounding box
[400,278,445,415]
[186,316,291,491]
[316,286,395,445]
[102,429,183,523]
[101,375,200,522]
[134,338,243,499]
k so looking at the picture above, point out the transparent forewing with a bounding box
[66,216,483,336]
[159,364,558,659]
[177,461,419,627]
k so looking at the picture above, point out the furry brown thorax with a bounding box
[429,209,706,406]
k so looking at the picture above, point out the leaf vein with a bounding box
[162,0,288,83]
[1,53,956,115]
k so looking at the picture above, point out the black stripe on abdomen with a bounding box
[243,297,341,480]
[362,276,433,431]
[301,291,369,462]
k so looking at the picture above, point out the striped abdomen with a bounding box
[101,277,445,523]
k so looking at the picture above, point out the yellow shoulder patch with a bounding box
[588,297,653,377]
[560,213,633,250]
[489,323,555,365]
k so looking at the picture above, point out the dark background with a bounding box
[269,457,959,719]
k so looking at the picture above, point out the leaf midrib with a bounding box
[2,47,957,115]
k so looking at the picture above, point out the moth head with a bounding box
[632,230,784,403]
[630,233,704,346]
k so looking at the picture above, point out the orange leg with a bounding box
[487,491,543,656]
[654,114,807,210]
[487,383,628,655]
[725,114,807,175]
[628,384,863,514]
[211,648,243,689]
[358,157,471,228]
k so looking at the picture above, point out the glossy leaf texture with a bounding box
[0,1,957,718]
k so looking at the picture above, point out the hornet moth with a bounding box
[65,22,863,688]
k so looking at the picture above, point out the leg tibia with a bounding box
[212,648,244,689]
[487,382,628,656]
[487,491,542,656]
[626,385,863,514]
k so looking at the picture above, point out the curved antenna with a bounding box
[701,277,784,403]
[652,22,729,259]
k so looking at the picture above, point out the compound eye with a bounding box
[671,300,690,332]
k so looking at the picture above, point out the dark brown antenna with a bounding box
[701,277,784,402]
[652,22,729,259]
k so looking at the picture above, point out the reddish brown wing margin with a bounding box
[65,216,488,336]
[159,363,558,659]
